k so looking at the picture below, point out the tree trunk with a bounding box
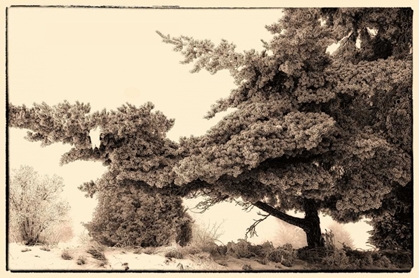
[302,199,324,248]
[253,199,325,248]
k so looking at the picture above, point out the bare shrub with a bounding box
[9,166,70,246]
[77,228,93,246]
[189,220,225,251]
[40,218,74,245]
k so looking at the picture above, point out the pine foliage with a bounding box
[81,173,192,247]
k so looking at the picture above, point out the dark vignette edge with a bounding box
[3,4,414,274]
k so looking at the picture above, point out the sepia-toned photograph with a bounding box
[4,3,415,273]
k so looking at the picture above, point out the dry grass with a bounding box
[86,246,107,262]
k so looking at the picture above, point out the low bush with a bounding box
[257,257,269,265]
[176,221,193,247]
[343,247,410,269]
[142,247,155,255]
[373,255,392,269]
[313,246,408,270]
[77,256,87,265]
[242,264,252,271]
[248,244,264,257]
[86,245,107,262]
[342,249,376,269]
[297,246,330,264]
[200,242,219,256]
[182,245,201,255]
[282,243,293,253]
[226,239,253,258]
[133,248,142,255]
[282,259,293,267]
[224,239,279,261]
[84,179,192,248]
[255,241,276,258]
[61,249,73,260]
[379,250,412,268]
[216,245,228,256]
[268,246,294,266]
[196,252,211,260]
[165,249,184,259]
[321,249,350,269]
[267,249,283,263]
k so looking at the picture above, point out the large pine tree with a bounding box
[8,8,413,249]
[157,8,413,248]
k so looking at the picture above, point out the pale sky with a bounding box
[8,7,372,248]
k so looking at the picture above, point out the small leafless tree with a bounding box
[9,165,70,245]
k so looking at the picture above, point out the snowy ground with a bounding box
[7,242,308,271]
[8,243,219,271]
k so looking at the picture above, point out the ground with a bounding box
[7,242,309,271]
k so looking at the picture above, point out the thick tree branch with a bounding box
[253,201,306,229]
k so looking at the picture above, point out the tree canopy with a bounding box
[8,8,413,249]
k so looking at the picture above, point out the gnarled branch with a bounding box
[253,201,306,229]
[245,211,270,239]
